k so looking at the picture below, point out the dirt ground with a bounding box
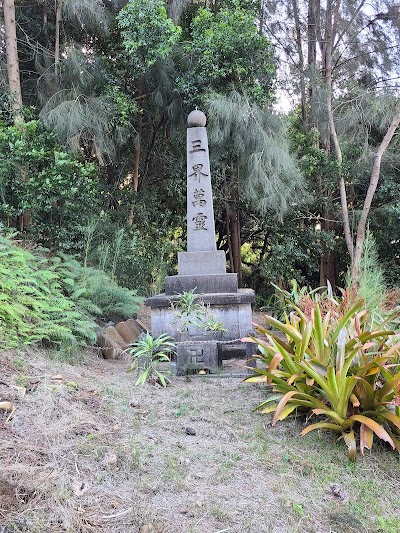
[1,342,400,533]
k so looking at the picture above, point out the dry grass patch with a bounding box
[0,349,399,532]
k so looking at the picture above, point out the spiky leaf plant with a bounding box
[244,301,400,460]
[126,333,175,387]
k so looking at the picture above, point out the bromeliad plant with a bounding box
[243,300,400,460]
[126,333,176,387]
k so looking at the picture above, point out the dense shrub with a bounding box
[0,120,100,253]
[0,233,97,348]
[244,290,400,460]
[49,253,143,321]
[0,233,143,350]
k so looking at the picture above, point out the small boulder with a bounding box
[97,326,127,360]
[115,319,141,344]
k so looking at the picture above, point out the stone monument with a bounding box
[145,110,255,374]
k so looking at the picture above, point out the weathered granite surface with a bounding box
[147,110,255,374]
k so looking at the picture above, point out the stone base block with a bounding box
[178,251,226,275]
[164,273,238,295]
[146,289,255,342]
[176,341,220,375]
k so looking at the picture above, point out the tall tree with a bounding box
[262,0,400,284]
[2,0,23,121]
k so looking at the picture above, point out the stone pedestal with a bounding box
[176,341,220,374]
[146,110,255,375]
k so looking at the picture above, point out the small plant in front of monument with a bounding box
[203,314,228,333]
[172,290,227,334]
[171,289,208,332]
[126,333,176,387]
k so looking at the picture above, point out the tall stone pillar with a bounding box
[165,110,237,294]
[145,110,255,373]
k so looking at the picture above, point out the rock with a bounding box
[330,483,349,502]
[139,525,152,533]
[101,453,118,469]
[97,326,127,360]
[115,319,141,344]
[185,427,196,436]
[129,399,140,408]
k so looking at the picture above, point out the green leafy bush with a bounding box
[118,0,181,73]
[48,253,144,321]
[188,6,274,104]
[0,234,97,348]
[244,298,400,460]
[0,120,100,252]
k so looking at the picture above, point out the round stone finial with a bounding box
[187,109,207,128]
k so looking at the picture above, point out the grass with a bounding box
[1,351,399,532]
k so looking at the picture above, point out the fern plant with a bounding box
[0,233,97,348]
[48,252,143,321]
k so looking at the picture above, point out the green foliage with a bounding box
[40,48,138,164]
[0,120,100,252]
[346,229,389,326]
[48,253,143,321]
[171,290,227,333]
[187,6,274,104]
[244,296,400,460]
[208,92,305,216]
[118,0,182,74]
[126,333,176,387]
[0,232,97,349]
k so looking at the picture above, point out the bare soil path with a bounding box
[1,347,399,533]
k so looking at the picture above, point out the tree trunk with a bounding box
[226,169,242,284]
[351,105,400,279]
[307,0,318,132]
[133,129,141,193]
[3,0,23,121]
[292,0,308,129]
[55,0,63,81]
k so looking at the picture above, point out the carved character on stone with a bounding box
[189,139,206,153]
[189,164,208,183]
[193,213,207,230]
[192,188,206,207]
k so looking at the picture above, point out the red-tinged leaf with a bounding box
[343,430,357,461]
[287,373,302,385]
[240,337,255,343]
[360,424,373,455]
[272,391,299,426]
[300,422,342,436]
[377,411,400,430]
[387,430,400,453]
[362,342,376,350]
[311,408,345,425]
[267,353,284,385]
[348,415,395,448]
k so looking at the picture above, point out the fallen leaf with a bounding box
[0,401,14,412]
